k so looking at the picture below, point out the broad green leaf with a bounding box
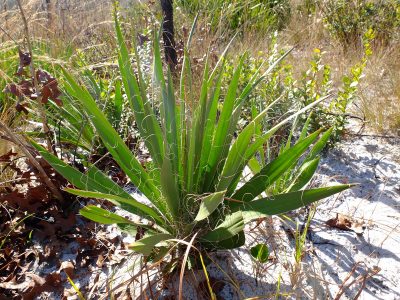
[194,190,226,222]
[201,211,244,242]
[232,185,353,221]
[65,188,165,225]
[80,205,133,225]
[62,69,162,206]
[129,233,173,256]
[231,130,322,202]
[305,127,333,162]
[250,244,269,263]
[287,157,320,192]
[160,156,180,218]
[248,157,262,175]
[206,231,245,250]
[114,11,164,168]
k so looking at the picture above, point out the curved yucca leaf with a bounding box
[32,141,125,196]
[231,129,322,202]
[66,189,165,225]
[128,233,174,256]
[201,211,244,243]
[231,184,354,220]
[286,157,320,192]
[194,190,226,222]
[114,11,164,168]
[80,205,133,225]
[80,205,157,234]
[31,141,169,224]
[61,69,165,212]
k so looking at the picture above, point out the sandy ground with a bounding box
[32,121,400,300]
[206,124,400,300]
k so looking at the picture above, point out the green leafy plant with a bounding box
[250,243,269,263]
[321,0,399,50]
[32,12,352,269]
[223,33,301,158]
[248,112,334,195]
[177,0,291,34]
[299,30,374,145]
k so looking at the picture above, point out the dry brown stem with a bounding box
[16,0,54,153]
[0,120,64,202]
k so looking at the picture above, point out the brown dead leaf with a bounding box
[36,70,63,106]
[326,214,365,235]
[0,151,18,162]
[15,102,29,114]
[15,50,31,76]
[60,261,75,279]
[22,273,60,300]
[96,254,105,268]
[45,272,62,288]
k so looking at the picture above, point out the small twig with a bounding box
[325,112,366,122]
[334,262,380,300]
[223,197,244,203]
[178,233,198,300]
[249,217,267,232]
[0,24,20,46]
[346,132,400,139]
[0,178,25,186]
[16,0,54,153]
[0,121,64,202]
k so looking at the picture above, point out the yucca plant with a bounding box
[43,71,125,153]
[32,12,351,265]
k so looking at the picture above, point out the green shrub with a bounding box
[32,12,351,270]
[322,0,399,50]
[298,30,374,145]
[177,0,291,34]
[221,34,300,158]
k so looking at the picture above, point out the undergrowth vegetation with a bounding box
[177,0,291,35]
[0,0,399,298]
[321,0,399,50]
[34,13,350,270]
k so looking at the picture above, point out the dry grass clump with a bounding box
[2,0,398,137]
[287,2,400,135]
[359,47,400,134]
[0,0,112,38]
[0,0,114,59]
